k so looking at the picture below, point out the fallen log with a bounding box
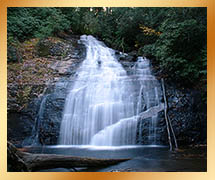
[7,142,130,172]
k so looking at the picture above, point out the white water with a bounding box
[134,57,162,144]
[59,35,162,146]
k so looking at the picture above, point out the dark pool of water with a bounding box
[25,145,167,158]
[23,145,206,172]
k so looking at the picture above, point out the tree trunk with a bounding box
[168,114,178,149]
[7,142,130,172]
[161,78,173,151]
[161,78,178,150]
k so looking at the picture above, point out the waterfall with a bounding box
[23,95,48,146]
[134,57,163,145]
[59,35,163,146]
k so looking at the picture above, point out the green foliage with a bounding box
[8,7,207,87]
[8,8,40,41]
[34,9,70,39]
[8,8,70,41]
[143,8,207,84]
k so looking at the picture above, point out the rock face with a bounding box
[165,86,207,145]
[34,40,86,145]
[7,35,86,146]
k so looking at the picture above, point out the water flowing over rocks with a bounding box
[7,35,206,147]
[59,35,165,146]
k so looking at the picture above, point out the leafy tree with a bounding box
[7,7,207,87]
[8,8,70,41]
[143,8,207,84]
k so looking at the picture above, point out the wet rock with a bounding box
[115,50,120,55]
[164,84,207,146]
[37,94,66,145]
[128,51,138,59]
[119,54,134,62]
[115,51,137,62]
[7,98,41,145]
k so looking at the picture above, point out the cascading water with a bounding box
[24,95,48,146]
[59,35,163,146]
[134,57,163,145]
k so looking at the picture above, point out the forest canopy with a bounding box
[7,7,207,88]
